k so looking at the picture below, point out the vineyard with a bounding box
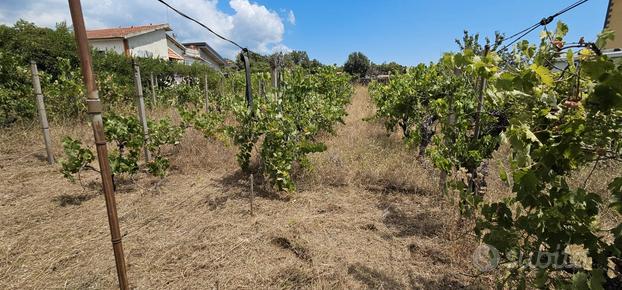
[2,0,622,289]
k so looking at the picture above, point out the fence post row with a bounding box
[67,0,129,289]
[133,63,151,163]
[30,61,55,164]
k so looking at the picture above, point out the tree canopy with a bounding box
[343,51,370,78]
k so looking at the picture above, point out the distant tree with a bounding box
[375,61,406,75]
[308,59,323,71]
[235,50,270,73]
[0,20,78,79]
[343,52,370,79]
[285,50,310,68]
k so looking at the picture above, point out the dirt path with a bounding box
[0,86,484,289]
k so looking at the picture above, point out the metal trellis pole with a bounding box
[67,1,129,289]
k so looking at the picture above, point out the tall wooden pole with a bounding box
[469,44,491,196]
[271,67,278,88]
[150,72,156,106]
[133,63,151,162]
[473,44,490,141]
[30,61,55,164]
[204,74,209,112]
[67,1,129,289]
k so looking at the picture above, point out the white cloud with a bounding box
[228,0,284,54]
[0,0,291,59]
[287,10,295,25]
[271,43,291,54]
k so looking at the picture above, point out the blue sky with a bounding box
[257,0,610,66]
[0,0,611,66]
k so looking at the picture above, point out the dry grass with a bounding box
[1,86,498,289]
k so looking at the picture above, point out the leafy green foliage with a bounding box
[41,58,86,119]
[160,83,204,106]
[0,21,78,78]
[60,114,184,181]
[235,50,324,73]
[369,64,443,155]
[369,61,407,76]
[60,137,95,182]
[180,66,352,191]
[369,22,622,289]
[253,67,350,191]
[474,27,622,288]
[104,114,143,175]
[146,118,185,178]
[375,22,621,288]
[0,51,33,125]
[0,20,224,124]
[344,52,371,79]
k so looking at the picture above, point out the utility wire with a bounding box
[504,23,540,42]
[498,0,590,51]
[155,0,246,51]
[154,0,255,110]
[499,25,542,52]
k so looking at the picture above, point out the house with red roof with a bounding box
[86,23,225,69]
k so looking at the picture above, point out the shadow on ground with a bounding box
[348,263,404,289]
[52,193,97,207]
[379,201,444,238]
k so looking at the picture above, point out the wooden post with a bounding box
[133,63,151,162]
[470,44,490,195]
[250,174,254,216]
[271,67,278,88]
[204,74,209,112]
[259,79,265,99]
[150,72,156,106]
[473,44,490,141]
[30,61,55,164]
[67,1,129,289]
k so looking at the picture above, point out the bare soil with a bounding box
[1,86,504,289]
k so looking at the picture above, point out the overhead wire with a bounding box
[498,0,590,52]
[154,0,255,110]
[155,0,246,51]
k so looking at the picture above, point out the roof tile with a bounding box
[86,24,170,39]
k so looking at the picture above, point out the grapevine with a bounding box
[370,21,622,288]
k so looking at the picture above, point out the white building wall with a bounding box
[129,30,168,59]
[199,50,220,70]
[184,56,196,65]
[89,39,124,54]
